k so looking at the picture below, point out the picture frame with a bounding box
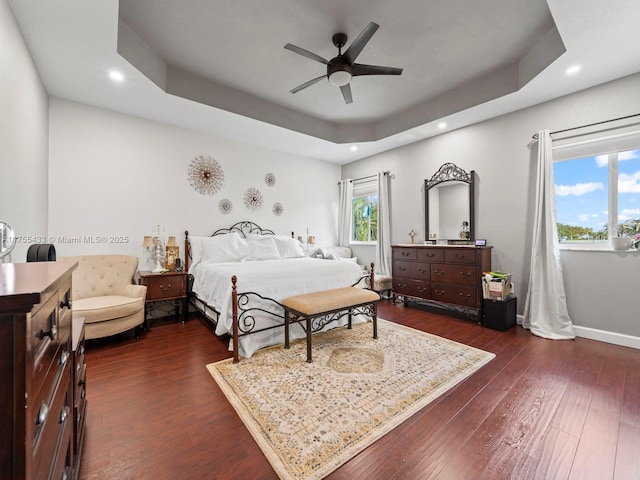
[165,245,179,271]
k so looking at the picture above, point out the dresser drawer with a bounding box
[431,284,477,307]
[32,359,72,480]
[393,247,417,260]
[393,278,429,298]
[145,276,186,300]
[417,248,445,262]
[393,260,429,279]
[444,248,476,264]
[431,264,477,285]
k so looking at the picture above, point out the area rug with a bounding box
[206,319,494,480]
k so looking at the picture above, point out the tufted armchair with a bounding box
[57,255,147,340]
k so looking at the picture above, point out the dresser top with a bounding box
[393,244,492,249]
[0,261,77,314]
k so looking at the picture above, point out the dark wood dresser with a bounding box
[0,260,81,479]
[392,244,492,320]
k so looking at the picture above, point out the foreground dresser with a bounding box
[392,244,492,321]
[0,260,80,479]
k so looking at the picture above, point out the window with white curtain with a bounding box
[553,123,640,248]
[351,178,378,243]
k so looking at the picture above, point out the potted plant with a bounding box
[611,221,638,250]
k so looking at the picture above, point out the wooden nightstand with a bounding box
[137,271,189,327]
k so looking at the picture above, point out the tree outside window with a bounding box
[352,195,378,242]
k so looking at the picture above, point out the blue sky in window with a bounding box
[554,149,640,230]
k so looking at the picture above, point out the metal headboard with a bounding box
[184,221,275,271]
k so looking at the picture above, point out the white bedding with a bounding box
[191,257,366,358]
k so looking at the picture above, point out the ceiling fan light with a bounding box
[329,70,352,87]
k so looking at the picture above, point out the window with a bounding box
[554,147,640,246]
[351,179,378,243]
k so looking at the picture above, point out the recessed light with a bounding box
[438,122,447,130]
[109,70,124,82]
[566,65,581,76]
[350,145,358,152]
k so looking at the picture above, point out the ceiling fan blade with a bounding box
[284,43,329,65]
[343,22,379,63]
[290,75,326,94]
[352,63,403,76]
[340,84,353,104]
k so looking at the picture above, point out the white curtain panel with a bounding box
[523,130,575,339]
[375,172,392,277]
[338,179,353,247]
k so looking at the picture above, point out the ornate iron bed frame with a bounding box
[184,221,374,362]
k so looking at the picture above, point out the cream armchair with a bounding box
[58,255,147,340]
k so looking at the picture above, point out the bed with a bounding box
[185,221,373,360]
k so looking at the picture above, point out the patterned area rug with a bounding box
[206,319,494,480]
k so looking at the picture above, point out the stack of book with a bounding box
[482,271,512,301]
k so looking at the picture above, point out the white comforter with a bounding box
[191,257,366,357]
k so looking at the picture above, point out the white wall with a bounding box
[48,99,342,267]
[0,0,49,262]
[343,72,640,342]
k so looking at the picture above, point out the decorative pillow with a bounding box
[246,236,281,261]
[310,247,329,259]
[273,236,305,258]
[190,232,249,268]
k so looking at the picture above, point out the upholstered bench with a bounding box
[282,287,380,363]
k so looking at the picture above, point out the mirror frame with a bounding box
[424,163,475,242]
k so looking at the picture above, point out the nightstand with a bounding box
[137,271,189,326]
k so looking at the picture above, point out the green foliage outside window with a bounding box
[352,195,378,242]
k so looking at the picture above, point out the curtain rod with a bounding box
[337,171,392,185]
[346,171,392,184]
[531,112,640,140]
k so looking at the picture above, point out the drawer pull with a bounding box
[37,328,53,341]
[59,299,71,309]
[398,266,406,271]
[459,271,471,278]
[60,351,70,366]
[426,253,435,258]
[459,293,471,298]
[401,252,410,257]
[59,406,69,423]
[159,284,172,291]
[434,289,444,296]
[454,254,466,260]
[36,403,49,425]
[417,268,427,273]
[417,287,427,293]
[434,270,444,276]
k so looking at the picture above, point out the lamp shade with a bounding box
[307,235,316,245]
[167,236,177,246]
[142,236,154,247]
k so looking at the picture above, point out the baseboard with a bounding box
[516,315,640,350]
[572,325,640,350]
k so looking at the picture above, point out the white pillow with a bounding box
[190,232,249,267]
[246,236,281,261]
[273,235,305,258]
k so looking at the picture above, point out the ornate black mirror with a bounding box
[424,163,475,242]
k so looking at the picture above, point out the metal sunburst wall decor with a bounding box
[188,155,224,196]
[219,198,233,215]
[244,187,263,211]
[273,202,284,216]
[265,172,276,187]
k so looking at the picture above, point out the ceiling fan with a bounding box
[284,22,403,104]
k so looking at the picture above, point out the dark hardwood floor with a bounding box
[79,302,640,480]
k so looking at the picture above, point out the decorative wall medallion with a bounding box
[219,198,233,215]
[273,202,284,216]
[265,172,276,187]
[244,187,263,211]
[188,155,224,196]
